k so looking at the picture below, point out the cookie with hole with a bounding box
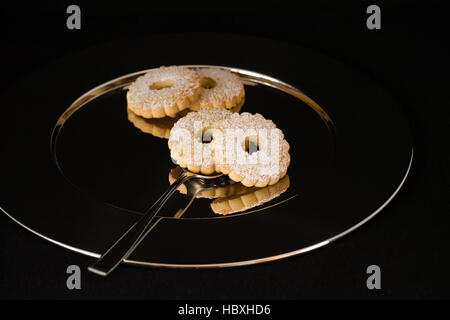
[126,66,201,118]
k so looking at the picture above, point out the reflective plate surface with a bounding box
[0,35,413,268]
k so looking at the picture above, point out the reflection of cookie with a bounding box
[190,68,245,111]
[127,66,201,118]
[127,107,189,139]
[127,98,243,140]
[168,166,249,198]
[168,167,291,216]
[211,175,290,215]
[211,112,291,187]
[228,97,245,113]
[168,108,233,174]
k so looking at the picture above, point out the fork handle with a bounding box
[88,172,191,276]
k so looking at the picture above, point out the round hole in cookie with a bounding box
[149,80,174,90]
[201,127,214,144]
[243,136,260,155]
[200,77,217,89]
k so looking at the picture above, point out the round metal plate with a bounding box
[0,35,413,268]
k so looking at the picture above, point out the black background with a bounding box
[0,1,449,299]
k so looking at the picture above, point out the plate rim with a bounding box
[1,64,414,269]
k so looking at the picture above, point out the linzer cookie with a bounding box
[127,66,201,118]
[168,109,290,187]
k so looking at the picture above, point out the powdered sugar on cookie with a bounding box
[190,68,245,110]
[168,108,233,174]
[127,66,201,118]
[211,112,290,187]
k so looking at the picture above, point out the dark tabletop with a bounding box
[0,2,449,299]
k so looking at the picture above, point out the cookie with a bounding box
[210,175,290,215]
[190,68,245,111]
[168,109,290,185]
[211,112,291,187]
[168,108,233,174]
[127,66,201,118]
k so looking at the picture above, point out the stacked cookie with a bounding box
[168,108,290,188]
[127,66,245,118]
